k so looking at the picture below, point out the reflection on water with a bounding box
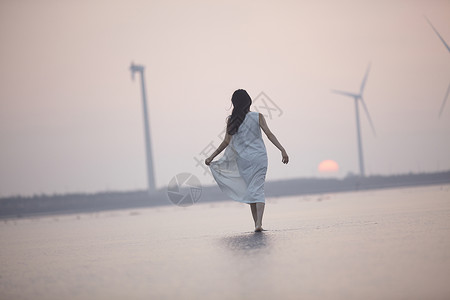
[220,231,272,254]
[1,185,449,300]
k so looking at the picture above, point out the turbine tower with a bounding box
[331,64,376,177]
[130,62,156,193]
[424,15,450,118]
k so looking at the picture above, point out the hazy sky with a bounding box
[1,0,449,197]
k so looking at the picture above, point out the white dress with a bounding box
[210,111,268,203]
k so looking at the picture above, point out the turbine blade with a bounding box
[330,89,359,98]
[438,82,450,118]
[360,63,371,95]
[360,97,377,137]
[424,15,450,53]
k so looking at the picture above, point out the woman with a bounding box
[205,89,289,232]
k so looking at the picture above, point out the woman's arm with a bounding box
[204,132,232,165]
[259,113,289,164]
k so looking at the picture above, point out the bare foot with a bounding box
[255,226,263,232]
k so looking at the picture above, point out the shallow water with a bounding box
[1,185,450,300]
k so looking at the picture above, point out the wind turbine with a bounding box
[331,64,376,177]
[130,62,156,193]
[424,15,450,118]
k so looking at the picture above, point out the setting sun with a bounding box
[318,160,339,173]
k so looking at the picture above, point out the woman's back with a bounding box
[230,111,266,160]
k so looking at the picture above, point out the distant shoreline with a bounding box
[1,171,449,219]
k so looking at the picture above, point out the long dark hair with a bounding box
[227,89,252,135]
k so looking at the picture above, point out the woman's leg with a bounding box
[255,202,265,232]
[250,203,257,225]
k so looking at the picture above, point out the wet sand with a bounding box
[1,185,449,300]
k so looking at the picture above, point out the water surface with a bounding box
[1,185,449,299]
